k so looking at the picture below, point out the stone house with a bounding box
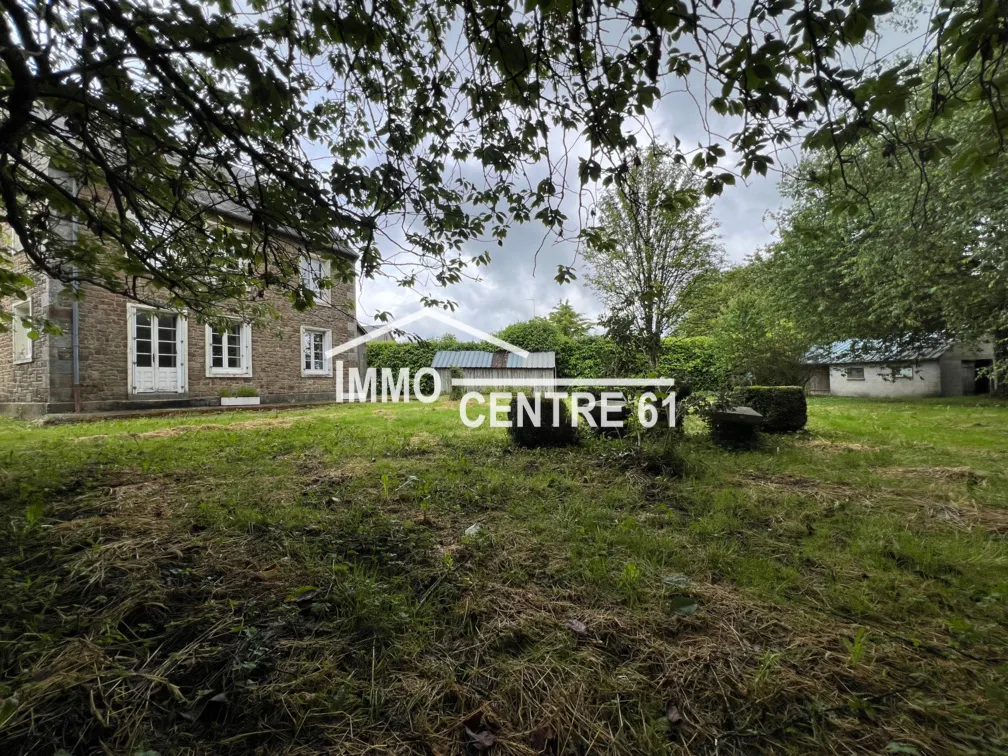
[804,338,996,398]
[0,216,360,419]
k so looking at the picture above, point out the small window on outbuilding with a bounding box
[846,366,865,381]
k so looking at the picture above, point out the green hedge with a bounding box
[369,334,728,390]
[657,337,724,391]
[734,386,807,433]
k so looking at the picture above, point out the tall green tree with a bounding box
[2,0,1007,326]
[678,263,813,385]
[586,145,723,368]
[547,299,592,338]
[769,91,1008,354]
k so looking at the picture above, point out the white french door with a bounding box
[131,308,187,394]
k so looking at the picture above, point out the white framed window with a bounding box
[12,299,32,364]
[846,366,865,381]
[205,321,252,377]
[896,366,913,379]
[300,256,332,305]
[301,326,332,376]
[0,222,22,255]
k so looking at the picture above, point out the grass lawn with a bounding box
[0,396,1006,754]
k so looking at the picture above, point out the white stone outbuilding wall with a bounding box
[828,361,942,398]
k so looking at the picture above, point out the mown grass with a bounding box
[0,396,1006,754]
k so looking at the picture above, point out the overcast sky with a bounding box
[354,13,925,341]
[356,129,783,340]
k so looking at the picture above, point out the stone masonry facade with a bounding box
[1,250,359,417]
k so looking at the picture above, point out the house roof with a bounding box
[432,350,556,370]
[804,338,954,365]
[191,168,356,260]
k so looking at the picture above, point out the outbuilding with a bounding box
[432,350,556,391]
[803,339,996,398]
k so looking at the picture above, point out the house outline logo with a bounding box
[327,310,530,359]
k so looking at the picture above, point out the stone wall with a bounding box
[71,276,358,405]
[0,257,50,405]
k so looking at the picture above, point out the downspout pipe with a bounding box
[70,179,80,412]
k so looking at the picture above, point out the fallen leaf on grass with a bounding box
[0,695,19,729]
[885,744,921,755]
[668,596,697,616]
[665,701,682,725]
[464,726,497,750]
[662,574,690,589]
[180,691,230,723]
[565,619,588,635]
[530,723,557,752]
[285,585,319,603]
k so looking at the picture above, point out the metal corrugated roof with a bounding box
[506,351,555,369]
[431,350,555,369]
[804,338,953,365]
[431,350,493,368]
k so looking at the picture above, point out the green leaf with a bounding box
[0,695,19,731]
[669,596,698,616]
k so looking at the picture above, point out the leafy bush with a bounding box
[555,335,724,387]
[367,339,455,376]
[555,335,613,378]
[496,318,563,353]
[657,337,726,391]
[734,385,807,433]
[507,393,578,448]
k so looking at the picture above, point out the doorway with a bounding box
[130,307,187,394]
[974,359,994,395]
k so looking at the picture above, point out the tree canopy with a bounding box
[586,145,723,368]
[2,0,1007,326]
[547,299,593,338]
[768,82,1008,353]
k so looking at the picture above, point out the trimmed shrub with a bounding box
[734,385,807,433]
[585,390,630,438]
[508,393,578,448]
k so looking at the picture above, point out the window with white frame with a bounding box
[301,327,331,376]
[845,366,865,380]
[299,256,332,305]
[896,366,914,379]
[12,299,32,363]
[205,321,252,376]
[0,222,22,255]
